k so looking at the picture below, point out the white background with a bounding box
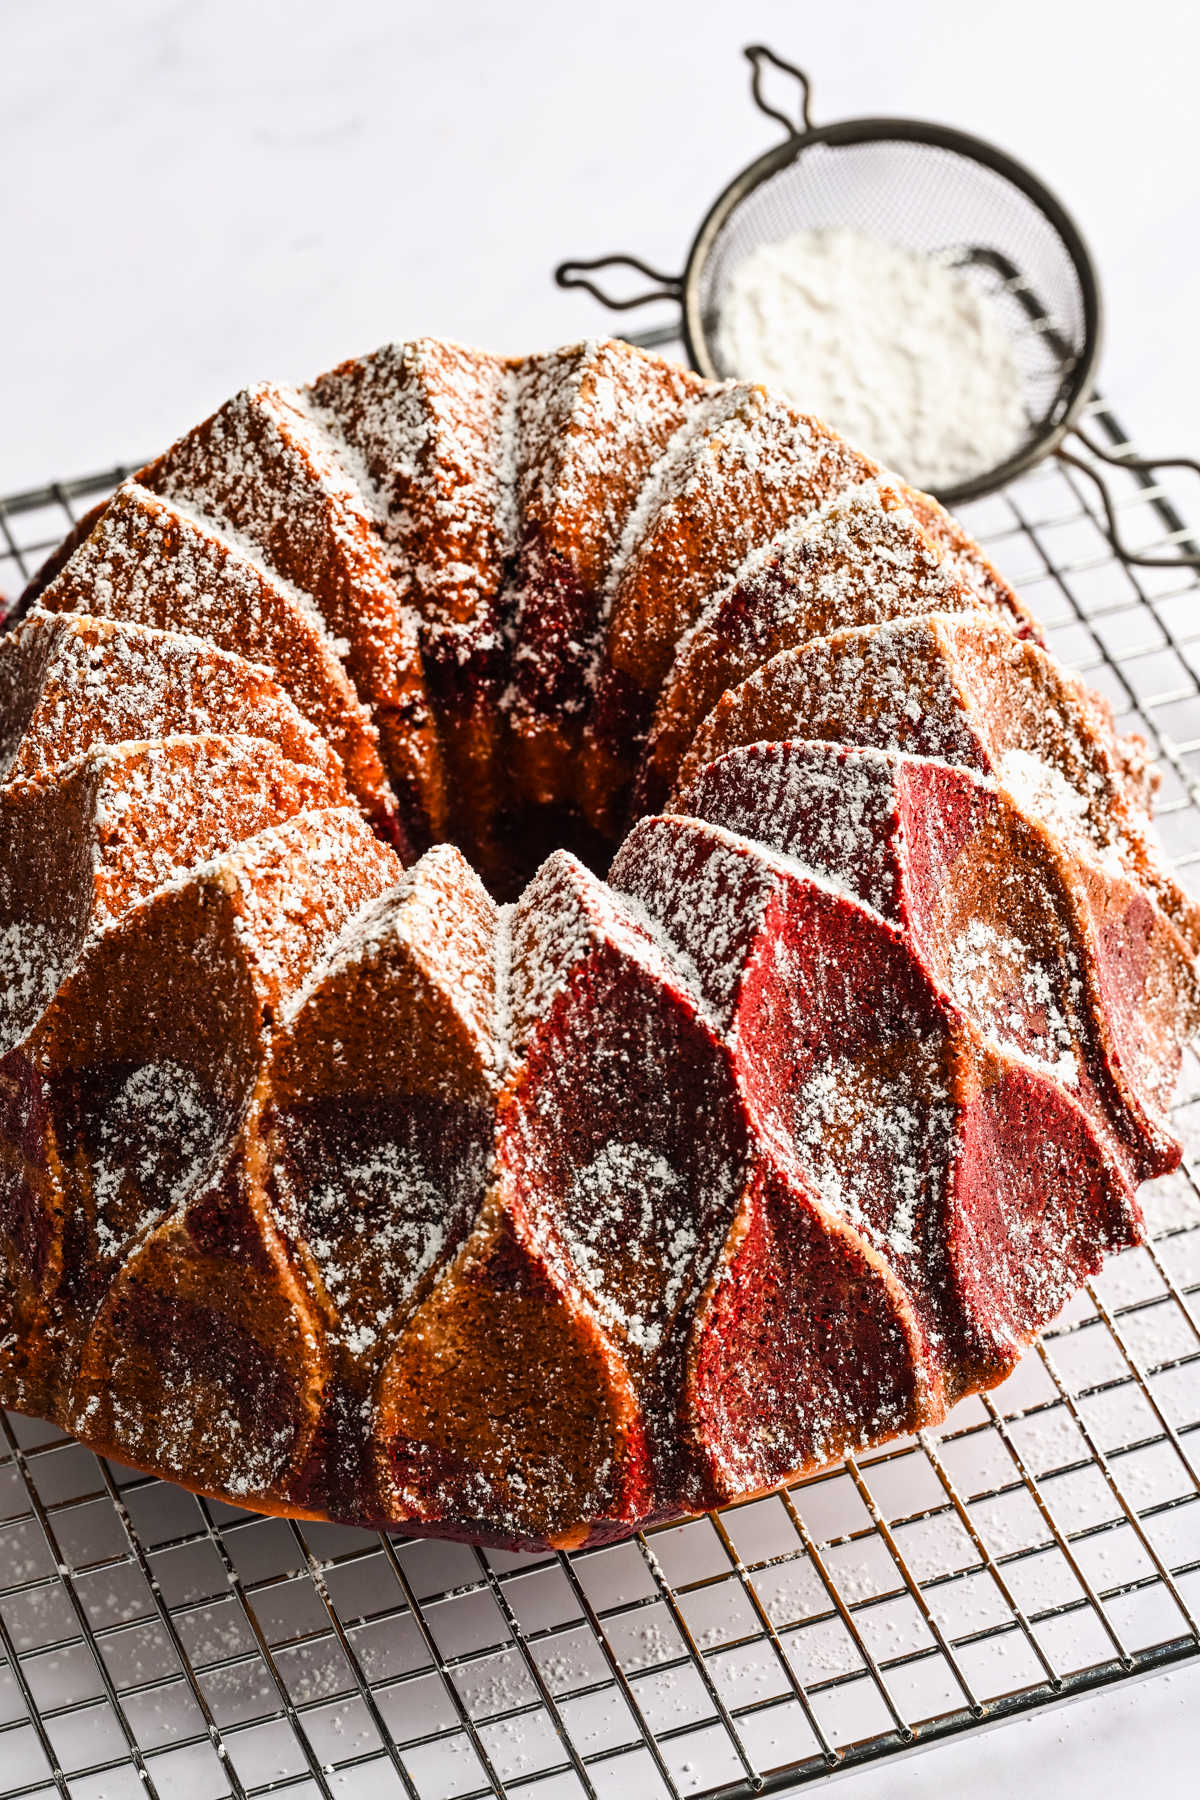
[3,0,1200,1790]
[4,0,1200,494]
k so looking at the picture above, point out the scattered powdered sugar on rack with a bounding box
[715,225,1029,491]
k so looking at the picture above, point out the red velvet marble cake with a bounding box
[1,340,1196,1550]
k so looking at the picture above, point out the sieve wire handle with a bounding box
[744,45,814,137]
[554,254,683,313]
[1058,430,1200,569]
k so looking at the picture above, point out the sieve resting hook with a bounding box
[553,43,813,321]
[553,254,682,313]
[744,45,814,138]
[1058,431,1200,569]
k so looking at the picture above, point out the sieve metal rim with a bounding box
[556,44,1200,566]
[677,108,1104,506]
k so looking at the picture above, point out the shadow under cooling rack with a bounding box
[0,402,1199,1800]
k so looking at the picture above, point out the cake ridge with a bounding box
[0,610,342,788]
[138,379,448,848]
[638,475,1004,812]
[673,606,1197,951]
[32,481,400,844]
[670,742,1198,1179]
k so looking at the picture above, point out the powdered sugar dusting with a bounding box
[947,917,1080,1086]
[790,1043,953,1260]
[999,747,1097,838]
[293,1137,452,1352]
[34,482,392,822]
[677,741,902,918]
[563,1143,692,1353]
[90,1062,222,1259]
[0,917,68,1053]
[1,610,336,785]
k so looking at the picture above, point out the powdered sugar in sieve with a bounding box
[714,225,1029,492]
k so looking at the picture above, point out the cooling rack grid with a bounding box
[0,399,1199,1800]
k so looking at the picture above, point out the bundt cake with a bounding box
[1,338,1197,1553]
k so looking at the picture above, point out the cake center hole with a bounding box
[477,798,620,903]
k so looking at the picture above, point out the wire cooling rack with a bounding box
[1,398,1200,1800]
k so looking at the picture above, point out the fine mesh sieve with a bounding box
[556,45,1200,565]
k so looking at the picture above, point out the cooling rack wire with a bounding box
[1,387,1199,1800]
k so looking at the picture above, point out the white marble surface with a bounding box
[2,3,1199,1795]
[4,0,1200,493]
[835,1658,1200,1800]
